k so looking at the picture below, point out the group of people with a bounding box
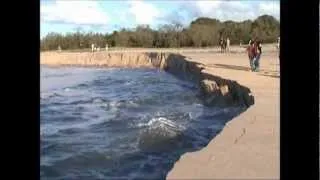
[219,37,230,53]
[219,36,281,72]
[91,43,109,52]
[247,39,262,72]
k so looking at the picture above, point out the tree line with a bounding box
[40,15,279,51]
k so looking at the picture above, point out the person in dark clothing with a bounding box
[253,41,262,72]
[220,38,226,53]
[277,37,280,60]
[247,40,256,71]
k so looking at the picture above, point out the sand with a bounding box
[167,51,280,179]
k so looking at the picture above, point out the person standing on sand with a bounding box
[253,41,262,72]
[91,44,95,52]
[219,38,224,53]
[247,40,256,71]
[226,37,230,52]
[277,37,280,60]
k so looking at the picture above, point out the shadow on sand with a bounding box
[207,63,280,79]
[209,63,251,72]
[259,73,280,78]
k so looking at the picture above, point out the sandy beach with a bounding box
[167,51,280,179]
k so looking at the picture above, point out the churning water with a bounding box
[40,66,245,179]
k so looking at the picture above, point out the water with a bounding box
[40,66,246,180]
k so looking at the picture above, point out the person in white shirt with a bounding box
[277,37,280,50]
[226,37,230,52]
[91,44,95,52]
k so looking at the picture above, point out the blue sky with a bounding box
[40,0,280,38]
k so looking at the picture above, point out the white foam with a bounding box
[109,101,120,108]
[64,88,71,92]
[40,91,63,100]
[148,117,175,127]
[194,103,204,107]
[136,117,185,131]
[125,81,133,85]
[40,92,51,100]
[40,123,61,136]
[127,100,139,108]
[92,98,104,104]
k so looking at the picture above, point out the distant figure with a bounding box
[91,44,95,52]
[58,45,61,52]
[276,37,280,50]
[219,38,222,52]
[247,40,256,71]
[105,43,109,51]
[226,37,230,52]
[253,41,262,72]
[97,47,100,52]
[277,37,280,60]
[219,38,227,53]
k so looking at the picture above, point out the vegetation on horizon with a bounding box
[41,15,279,51]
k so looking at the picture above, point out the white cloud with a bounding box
[40,0,109,26]
[128,0,162,25]
[195,1,222,15]
[189,0,279,21]
[259,1,280,19]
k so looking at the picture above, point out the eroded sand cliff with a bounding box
[41,52,254,108]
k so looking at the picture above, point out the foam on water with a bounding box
[40,66,245,180]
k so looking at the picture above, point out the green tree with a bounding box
[40,15,280,50]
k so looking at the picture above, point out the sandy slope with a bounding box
[167,51,280,179]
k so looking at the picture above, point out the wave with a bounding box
[41,92,62,100]
[41,73,71,79]
[40,117,107,137]
[137,117,186,152]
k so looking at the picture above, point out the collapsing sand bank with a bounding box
[41,52,254,108]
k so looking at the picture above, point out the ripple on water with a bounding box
[40,66,245,179]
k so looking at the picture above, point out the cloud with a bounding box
[40,0,280,37]
[195,1,222,15]
[179,0,279,22]
[40,0,109,26]
[128,0,162,25]
[259,1,280,19]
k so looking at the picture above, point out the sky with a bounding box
[40,0,280,38]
